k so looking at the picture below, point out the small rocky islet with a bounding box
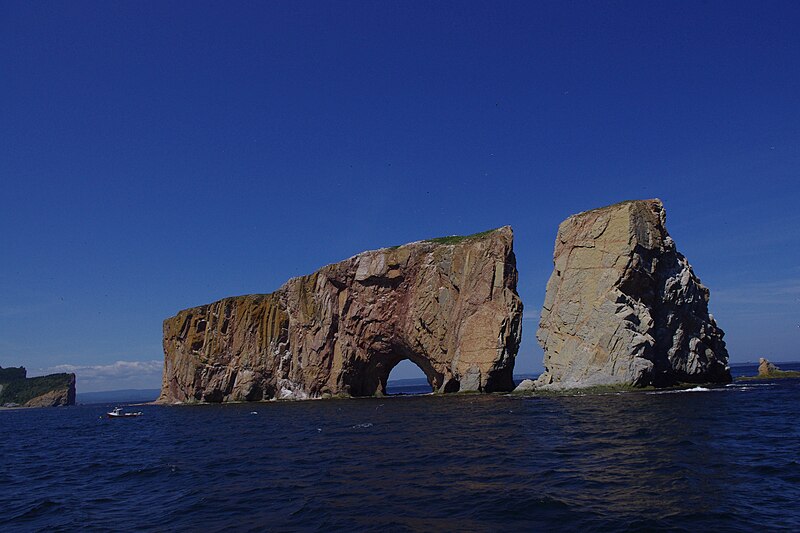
[743,357,800,380]
[159,198,735,404]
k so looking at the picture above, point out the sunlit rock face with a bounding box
[758,358,780,376]
[535,199,731,389]
[23,376,76,408]
[158,227,522,403]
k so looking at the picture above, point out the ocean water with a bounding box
[3,364,800,532]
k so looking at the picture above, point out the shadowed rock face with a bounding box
[159,227,522,403]
[536,200,730,389]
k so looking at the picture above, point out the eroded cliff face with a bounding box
[24,375,76,407]
[535,200,730,389]
[159,227,522,403]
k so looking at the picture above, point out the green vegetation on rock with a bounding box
[0,366,27,382]
[739,358,800,380]
[424,228,500,245]
[513,383,653,396]
[510,382,726,397]
[0,372,74,405]
[738,370,800,381]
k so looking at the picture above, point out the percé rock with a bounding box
[158,227,522,403]
[535,199,731,389]
[0,367,76,407]
[758,358,780,376]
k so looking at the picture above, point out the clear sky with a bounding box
[1,1,798,392]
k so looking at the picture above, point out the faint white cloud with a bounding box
[714,279,800,306]
[34,360,163,393]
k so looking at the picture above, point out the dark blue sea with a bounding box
[3,363,800,532]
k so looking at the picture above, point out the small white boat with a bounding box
[106,407,143,418]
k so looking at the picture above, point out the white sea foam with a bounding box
[647,386,712,395]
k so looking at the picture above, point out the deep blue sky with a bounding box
[1,1,798,391]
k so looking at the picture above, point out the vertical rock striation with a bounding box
[159,227,522,403]
[535,200,730,389]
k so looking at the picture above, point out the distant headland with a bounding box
[0,366,76,408]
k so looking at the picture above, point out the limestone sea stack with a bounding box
[158,227,522,403]
[535,199,731,389]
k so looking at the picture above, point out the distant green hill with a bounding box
[0,367,27,381]
[0,366,76,407]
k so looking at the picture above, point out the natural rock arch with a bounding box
[159,227,522,403]
[346,347,441,397]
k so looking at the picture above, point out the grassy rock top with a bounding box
[424,227,507,245]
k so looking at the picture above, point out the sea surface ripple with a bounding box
[2,364,800,532]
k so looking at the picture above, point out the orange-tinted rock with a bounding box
[758,357,779,376]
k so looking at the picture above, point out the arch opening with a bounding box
[386,359,433,396]
[349,344,447,397]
